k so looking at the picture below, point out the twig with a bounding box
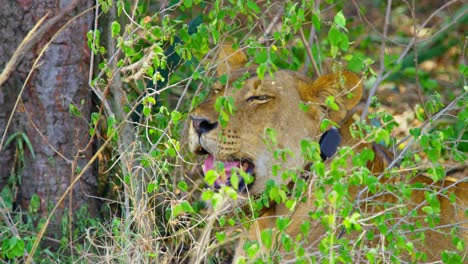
[0,7,94,153]
[88,0,100,88]
[258,4,284,43]
[299,27,320,77]
[356,90,467,204]
[408,0,429,117]
[360,0,462,119]
[0,0,82,88]
[26,123,116,263]
[14,7,95,264]
[0,14,48,87]
[0,197,34,263]
[148,46,219,153]
[361,0,392,119]
[25,50,160,262]
[303,0,321,76]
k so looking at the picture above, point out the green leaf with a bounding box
[230,172,239,190]
[299,101,310,112]
[147,182,156,193]
[247,0,261,13]
[171,111,182,125]
[91,112,99,125]
[264,128,278,146]
[181,201,194,213]
[179,27,190,42]
[409,128,421,138]
[201,189,214,201]
[261,229,273,249]
[343,212,362,232]
[427,147,440,162]
[375,128,390,146]
[334,11,346,27]
[183,0,192,8]
[7,236,24,258]
[211,28,219,43]
[143,106,151,117]
[360,148,375,163]
[276,217,291,232]
[255,50,268,64]
[257,63,267,80]
[106,115,116,138]
[320,118,332,131]
[219,74,228,85]
[459,64,468,77]
[216,231,226,242]
[325,96,339,111]
[214,96,224,112]
[281,233,292,251]
[111,21,121,38]
[204,170,217,186]
[68,103,82,117]
[29,194,40,213]
[441,251,463,263]
[328,26,341,47]
[421,206,434,215]
[312,13,321,31]
[20,133,35,159]
[246,242,259,258]
[315,162,325,177]
[1,187,13,210]
[428,165,444,181]
[300,221,310,236]
[172,204,184,217]
[348,54,364,72]
[177,181,188,192]
[339,33,349,51]
[172,201,194,217]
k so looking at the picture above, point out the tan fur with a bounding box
[189,46,468,262]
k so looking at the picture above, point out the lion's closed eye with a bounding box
[246,95,273,104]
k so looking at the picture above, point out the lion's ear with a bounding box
[216,43,247,76]
[299,71,363,122]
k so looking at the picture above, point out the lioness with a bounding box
[188,45,468,262]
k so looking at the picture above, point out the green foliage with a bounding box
[1,236,25,259]
[3,0,466,263]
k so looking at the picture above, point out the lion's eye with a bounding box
[246,95,272,103]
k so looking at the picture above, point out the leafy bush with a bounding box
[1,0,466,263]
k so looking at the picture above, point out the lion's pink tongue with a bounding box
[202,155,240,185]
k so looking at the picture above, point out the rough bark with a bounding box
[0,0,97,237]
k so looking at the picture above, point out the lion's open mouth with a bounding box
[202,155,255,192]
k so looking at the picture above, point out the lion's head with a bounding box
[188,45,363,197]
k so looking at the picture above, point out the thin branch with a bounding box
[409,0,429,117]
[303,0,321,76]
[361,0,392,119]
[0,0,82,88]
[299,27,321,77]
[0,7,94,153]
[258,4,284,44]
[356,90,467,203]
[0,197,34,263]
[88,0,100,87]
[360,0,462,119]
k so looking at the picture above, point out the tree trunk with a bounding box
[0,0,97,238]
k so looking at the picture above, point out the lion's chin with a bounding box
[202,154,255,192]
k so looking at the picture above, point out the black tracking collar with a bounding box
[319,127,341,160]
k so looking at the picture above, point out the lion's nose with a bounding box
[190,116,218,136]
